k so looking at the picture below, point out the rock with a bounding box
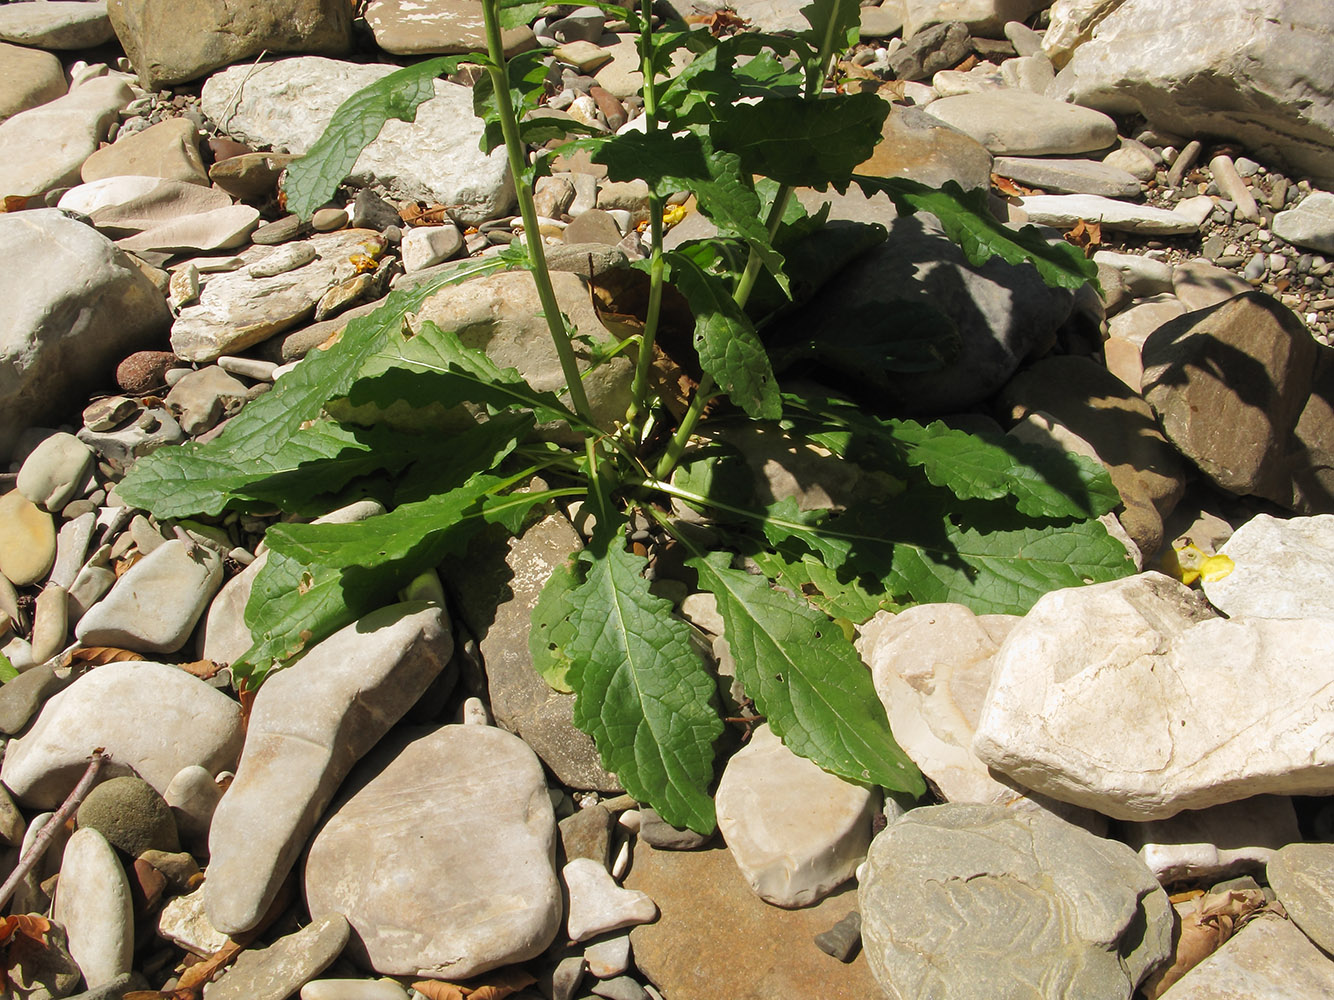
[206,603,452,935]
[715,725,878,908]
[164,366,250,435]
[1042,0,1124,68]
[301,982,411,1000]
[1154,913,1334,998]
[76,775,180,857]
[1268,843,1334,956]
[1018,193,1202,234]
[561,804,614,868]
[1,661,244,810]
[1122,795,1300,884]
[998,355,1188,556]
[1274,191,1334,254]
[563,858,658,941]
[1105,294,1188,387]
[52,828,134,989]
[0,42,66,123]
[205,914,350,1000]
[201,57,512,226]
[443,513,619,792]
[627,838,890,999]
[116,204,261,253]
[71,176,231,233]
[169,228,381,362]
[208,151,297,200]
[0,490,57,587]
[584,934,631,978]
[75,539,223,654]
[1200,514,1334,620]
[0,210,169,464]
[1048,0,1334,188]
[17,433,94,513]
[365,0,534,54]
[0,1,115,48]
[158,887,228,956]
[992,155,1143,197]
[856,104,994,192]
[400,224,463,271]
[562,208,623,246]
[859,803,1171,1000]
[8,919,82,1000]
[1141,292,1318,505]
[902,0,1046,38]
[638,807,712,850]
[0,662,72,736]
[921,90,1117,155]
[76,403,185,473]
[1172,259,1253,312]
[304,724,561,979]
[109,0,353,90]
[0,75,133,201]
[163,764,223,852]
[886,21,971,82]
[81,117,207,185]
[975,572,1334,819]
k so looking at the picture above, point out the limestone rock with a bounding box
[1121,796,1300,883]
[1154,913,1334,998]
[974,572,1334,820]
[1018,193,1201,234]
[715,725,878,908]
[206,603,452,935]
[364,0,534,55]
[108,0,353,90]
[200,57,512,225]
[921,90,1118,155]
[81,117,208,185]
[0,42,66,123]
[993,155,1142,197]
[0,1,115,49]
[1268,843,1334,956]
[0,490,56,587]
[1,661,244,810]
[1042,0,1126,68]
[53,828,134,989]
[304,725,560,979]
[1273,191,1334,254]
[857,104,994,193]
[1201,513,1334,620]
[205,914,350,1000]
[859,803,1172,1000]
[902,0,1047,38]
[563,858,657,941]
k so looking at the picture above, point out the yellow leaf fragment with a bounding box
[1198,553,1235,583]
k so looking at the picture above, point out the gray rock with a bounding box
[1268,843,1334,956]
[109,0,353,90]
[205,914,350,1000]
[64,971,151,1000]
[157,886,228,957]
[0,1,115,48]
[76,775,180,857]
[902,0,1047,38]
[1274,191,1334,254]
[304,724,561,979]
[1155,912,1334,998]
[1018,193,1201,234]
[206,603,453,935]
[0,210,169,464]
[1202,513,1334,620]
[400,224,463,271]
[51,513,96,590]
[858,104,994,192]
[0,41,66,123]
[1093,250,1175,297]
[992,155,1143,197]
[921,89,1117,155]
[887,21,971,82]
[0,662,72,736]
[584,933,631,978]
[1042,0,1124,68]
[76,404,185,473]
[200,57,513,226]
[301,981,411,1000]
[75,539,223,654]
[116,204,260,254]
[163,764,223,853]
[164,366,251,436]
[859,803,1172,1000]
[1048,0,1334,188]
[715,725,878,908]
[75,176,232,233]
[52,828,134,990]
[561,803,614,868]
[7,919,82,1000]
[974,572,1334,820]
[1,661,244,810]
[1122,795,1300,883]
[81,116,208,186]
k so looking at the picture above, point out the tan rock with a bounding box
[82,117,208,185]
[0,490,56,587]
[365,0,534,55]
[0,42,66,123]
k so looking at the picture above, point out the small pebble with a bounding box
[813,909,863,963]
[311,207,349,232]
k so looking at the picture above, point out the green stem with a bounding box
[481,0,593,424]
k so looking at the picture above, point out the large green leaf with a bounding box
[799,0,861,66]
[284,57,464,220]
[689,551,924,794]
[529,554,581,693]
[748,547,897,623]
[851,177,1099,292]
[565,541,723,833]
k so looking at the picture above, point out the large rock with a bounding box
[0,42,66,123]
[1042,0,1126,68]
[200,57,513,225]
[364,0,535,55]
[1141,292,1319,507]
[52,828,134,989]
[206,603,452,935]
[901,0,1047,38]
[1,661,244,810]
[0,1,115,48]
[921,90,1118,155]
[974,572,1334,820]
[108,0,353,90]
[0,210,169,463]
[1202,513,1334,620]
[859,803,1172,1000]
[0,75,133,201]
[304,725,561,980]
[1155,913,1334,999]
[856,104,993,193]
[1268,843,1334,957]
[1048,0,1334,188]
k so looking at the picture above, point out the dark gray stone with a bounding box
[638,807,712,850]
[76,775,180,857]
[0,662,71,735]
[887,21,971,82]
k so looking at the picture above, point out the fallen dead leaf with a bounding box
[1141,888,1268,999]
[176,660,225,681]
[67,646,146,666]
[412,968,537,1000]
[1063,218,1102,256]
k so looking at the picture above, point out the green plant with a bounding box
[119,0,1133,832]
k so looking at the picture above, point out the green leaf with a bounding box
[566,540,723,833]
[529,554,581,693]
[748,548,897,623]
[284,57,464,220]
[0,649,16,683]
[709,93,889,188]
[757,496,851,568]
[498,0,545,28]
[799,0,861,64]
[649,253,780,419]
[851,177,1099,292]
[474,50,559,154]
[689,550,924,794]
[117,257,514,520]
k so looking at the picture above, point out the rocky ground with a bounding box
[4,0,1334,999]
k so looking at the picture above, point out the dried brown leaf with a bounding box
[176,660,225,680]
[1141,888,1268,999]
[411,982,465,1000]
[411,968,536,1000]
[1063,218,1102,256]
[3,196,28,213]
[68,646,147,666]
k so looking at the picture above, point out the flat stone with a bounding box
[1018,193,1202,234]
[64,177,229,232]
[164,365,250,435]
[902,0,1047,38]
[715,725,878,908]
[310,206,348,232]
[1202,514,1334,620]
[0,490,56,586]
[1172,259,1252,312]
[304,725,560,979]
[205,914,350,1000]
[860,803,1172,1000]
[1274,191,1334,254]
[76,775,180,857]
[206,603,453,935]
[52,828,134,989]
[116,204,261,253]
[1122,795,1300,883]
[18,432,94,512]
[857,104,994,192]
[0,41,66,123]
[365,0,533,55]
[0,662,72,736]
[921,89,1117,155]
[157,886,228,957]
[301,981,411,1000]
[1103,293,1188,389]
[1268,843,1334,956]
[584,934,631,978]
[1093,250,1175,297]
[974,572,1334,820]
[401,224,465,271]
[76,404,185,473]
[75,539,223,653]
[0,1,115,48]
[1155,913,1334,998]
[200,57,512,226]
[81,117,208,186]
[0,660,243,809]
[993,155,1143,197]
[208,151,297,200]
[564,858,657,941]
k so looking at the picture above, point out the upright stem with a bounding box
[482,0,593,423]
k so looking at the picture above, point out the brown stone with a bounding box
[0,41,66,123]
[857,104,993,192]
[81,117,208,186]
[117,350,180,394]
[208,151,295,201]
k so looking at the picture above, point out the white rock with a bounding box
[1202,513,1334,620]
[920,90,1117,155]
[0,661,244,809]
[158,886,229,957]
[0,75,132,199]
[400,223,463,271]
[975,573,1334,820]
[53,828,133,989]
[1122,795,1300,883]
[75,539,223,653]
[58,174,174,216]
[584,933,632,978]
[116,204,261,253]
[50,511,96,590]
[1018,193,1202,234]
[1156,913,1334,998]
[164,764,223,852]
[1092,250,1175,296]
[563,858,657,941]
[715,725,878,908]
[901,0,1047,38]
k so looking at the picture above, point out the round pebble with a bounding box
[77,775,181,857]
[311,207,349,232]
[0,490,57,586]
[116,351,180,394]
